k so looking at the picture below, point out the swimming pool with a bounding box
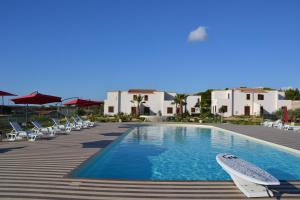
[72,125,300,180]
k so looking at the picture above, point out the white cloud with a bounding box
[188,26,207,42]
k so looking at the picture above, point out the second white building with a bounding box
[211,88,297,117]
[104,89,201,116]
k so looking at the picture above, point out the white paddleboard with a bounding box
[216,153,280,186]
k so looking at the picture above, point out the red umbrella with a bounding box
[82,100,103,107]
[64,98,103,107]
[11,91,61,105]
[0,90,17,113]
[11,91,61,122]
[282,107,289,124]
[0,90,16,97]
[0,90,16,105]
[64,98,91,107]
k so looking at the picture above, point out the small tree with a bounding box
[131,95,145,117]
[173,94,188,117]
[218,106,227,123]
[172,95,180,114]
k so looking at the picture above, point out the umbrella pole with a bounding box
[57,103,59,119]
[26,104,28,124]
[1,96,3,114]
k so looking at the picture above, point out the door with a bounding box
[131,107,137,115]
[244,106,250,116]
[260,106,264,116]
[144,107,150,115]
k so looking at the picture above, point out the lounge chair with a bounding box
[31,120,56,137]
[76,115,95,127]
[7,121,38,141]
[65,117,81,130]
[286,125,300,131]
[294,126,300,132]
[262,120,273,127]
[272,120,282,128]
[51,118,72,133]
[73,116,89,129]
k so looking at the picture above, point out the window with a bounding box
[108,106,114,113]
[258,94,264,100]
[144,95,148,101]
[167,107,173,114]
[191,107,196,113]
[246,94,250,100]
[222,106,228,112]
[228,93,230,99]
[133,95,137,100]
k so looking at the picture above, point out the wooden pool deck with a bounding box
[0,123,299,199]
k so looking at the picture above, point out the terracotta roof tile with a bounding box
[128,89,156,94]
[237,88,267,93]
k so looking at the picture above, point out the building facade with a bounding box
[211,88,295,117]
[104,89,201,116]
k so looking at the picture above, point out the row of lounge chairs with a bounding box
[262,120,300,132]
[6,115,95,142]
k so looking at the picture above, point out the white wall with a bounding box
[211,90,232,117]
[104,91,120,115]
[186,95,201,115]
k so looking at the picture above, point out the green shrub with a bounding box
[116,113,132,122]
[76,108,86,116]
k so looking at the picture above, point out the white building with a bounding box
[211,88,296,117]
[104,89,201,116]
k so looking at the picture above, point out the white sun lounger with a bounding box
[262,120,273,127]
[272,120,282,128]
[76,115,95,127]
[31,120,56,137]
[51,118,72,133]
[73,116,89,129]
[216,153,280,198]
[7,121,38,141]
[284,125,300,131]
[65,117,81,131]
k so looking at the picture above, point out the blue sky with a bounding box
[1,0,300,102]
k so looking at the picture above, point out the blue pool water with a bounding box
[72,125,300,180]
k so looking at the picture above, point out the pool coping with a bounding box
[66,123,300,182]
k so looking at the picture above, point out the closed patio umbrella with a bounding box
[11,91,62,122]
[283,107,289,124]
